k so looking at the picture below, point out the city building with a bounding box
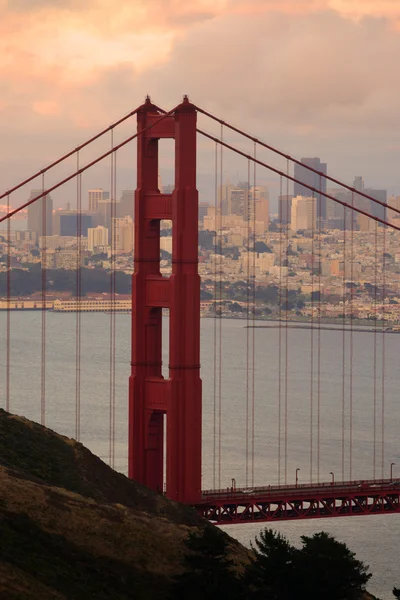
[294,158,327,223]
[353,176,387,223]
[87,226,109,251]
[252,186,269,231]
[198,202,209,226]
[27,190,53,238]
[118,190,135,219]
[88,189,107,212]
[111,216,134,254]
[291,196,317,232]
[53,210,93,237]
[278,195,293,226]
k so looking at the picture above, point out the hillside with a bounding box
[0,410,248,600]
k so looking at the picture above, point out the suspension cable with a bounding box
[0,107,141,203]
[341,206,347,481]
[218,124,223,488]
[284,160,289,485]
[0,106,181,226]
[278,176,283,485]
[41,172,46,427]
[251,143,257,488]
[109,130,117,469]
[213,141,218,490]
[6,194,11,412]
[381,225,386,479]
[246,160,251,488]
[373,222,378,478]
[75,153,82,442]
[194,105,400,219]
[196,130,400,233]
[317,178,322,482]
[349,193,354,481]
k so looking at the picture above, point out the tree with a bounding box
[245,529,371,600]
[296,531,371,600]
[245,529,295,600]
[171,527,245,600]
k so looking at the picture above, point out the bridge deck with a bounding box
[196,479,400,524]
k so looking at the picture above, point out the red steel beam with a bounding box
[195,479,400,524]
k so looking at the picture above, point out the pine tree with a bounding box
[171,526,246,600]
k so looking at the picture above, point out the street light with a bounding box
[296,468,300,488]
[391,462,395,482]
[330,471,335,486]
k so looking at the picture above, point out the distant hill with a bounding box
[0,410,248,600]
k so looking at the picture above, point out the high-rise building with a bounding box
[27,190,53,239]
[252,186,269,231]
[352,176,386,223]
[278,195,293,226]
[294,158,327,223]
[53,211,93,236]
[291,196,317,232]
[388,196,400,225]
[87,226,109,251]
[111,216,134,254]
[88,189,108,212]
[198,202,209,226]
[118,190,135,219]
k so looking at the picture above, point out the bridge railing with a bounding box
[201,478,400,500]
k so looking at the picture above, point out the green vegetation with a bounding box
[0,265,132,296]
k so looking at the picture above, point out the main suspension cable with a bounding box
[196,130,400,233]
[194,105,400,219]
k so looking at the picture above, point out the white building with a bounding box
[88,226,109,252]
[111,216,134,254]
[291,196,317,232]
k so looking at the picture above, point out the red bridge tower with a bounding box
[129,97,202,504]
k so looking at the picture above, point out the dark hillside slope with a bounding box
[0,409,200,524]
[0,410,248,600]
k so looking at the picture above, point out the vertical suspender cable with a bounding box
[381,225,386,479]
[349,193,354,481]
[218,125,224,489]
[317,179,322,482]
[109,130,117,469]
[41,172,46,426]
[213,141,218,490]
[310,192,315,482]
[245,160,251,488]
[112,151,117,469]
[284,160,290,485]
[373,222,378,479]
[6,194,11,412]
[341,206,347,481]
[251,144,257,488]
[75,153,82,442]
[278,176,283,485]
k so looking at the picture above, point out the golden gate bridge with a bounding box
[0,96,399,524]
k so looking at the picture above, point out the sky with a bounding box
[1,0,400,207]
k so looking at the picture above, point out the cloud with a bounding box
[1,0,400,197]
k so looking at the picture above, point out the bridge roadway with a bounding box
[195,478,400,525]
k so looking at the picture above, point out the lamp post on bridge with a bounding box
[391,462,395,482]
[296,468,300,488]
[330,471,335,486]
